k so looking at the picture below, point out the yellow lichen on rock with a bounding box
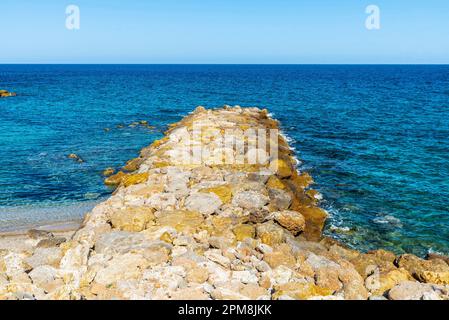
[200,185,233,204]
[123,173,149,187]
[122,157,143,172]
[104,171,127,186]
[110,206,155,232]
[232,224,256,241]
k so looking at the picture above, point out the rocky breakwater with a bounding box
[0,90,17,98]
[1,106,449,300]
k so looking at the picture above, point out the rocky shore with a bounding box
[1,106,448,300]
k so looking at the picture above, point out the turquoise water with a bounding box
[1,65,448,256]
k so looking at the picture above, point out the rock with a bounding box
[200,185,232,204]
[204,249,231,268]
[268,188,292,211]
[123,157,143,172]
[289,171,314,189]
[28,265,61,292]
[232,224,255,241]
[104,171,127,186]
[426,253,449,265]
[395,254,449,283]
[263,249,296,269]
[94,231,148,255]
[365,268,412,296]
[0,90,17,98]
[266,175,287,190]
[110,206,155,232]
[256,222,285,246]
[102,168,115,177]
[123,173,149,187]
[67,153,84,163]
[27,229,53,240]
[418,271,449,285]
[94,253,150,286]
[185,193,222,215]
[232,270,259,284]
[273,282,333,300]
[269,159,293,178]
[273,210,306,235]
[170,287,210,300]
[232,191,269,210]
[36,237,66,248]
[186,266,209,283]
[24,247,63,269]
[156,210,204,233]
[294,206,328,241]
[388,281,444,300]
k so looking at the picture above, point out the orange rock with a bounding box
[104,171,127,186]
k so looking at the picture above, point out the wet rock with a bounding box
[104,171,127,186]
[0,90,17,97]
[269,159,293,178]
[102,168,115,177]
[123,158,143,172]
[67,153,84,163]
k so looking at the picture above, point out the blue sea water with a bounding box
[0,65,448,256]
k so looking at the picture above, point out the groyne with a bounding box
[1,106,448,300]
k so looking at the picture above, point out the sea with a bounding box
[1,64,448,256]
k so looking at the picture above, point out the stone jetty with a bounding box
[0,90,16,98]
[1,106,449,300]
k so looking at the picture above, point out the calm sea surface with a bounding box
[1,65,448,256]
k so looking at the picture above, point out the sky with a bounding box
[1,0,448,64]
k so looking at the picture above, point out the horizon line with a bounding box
[1,63,449,66]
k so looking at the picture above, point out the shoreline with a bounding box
[1,106,448,300]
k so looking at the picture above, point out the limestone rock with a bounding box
[110,206,155,232]
[232,191,269,210]
[232,224,255,241]
[274,210,306,235]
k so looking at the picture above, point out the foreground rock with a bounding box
[0,106,448,300]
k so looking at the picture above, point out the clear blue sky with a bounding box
[1,0,448,63]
